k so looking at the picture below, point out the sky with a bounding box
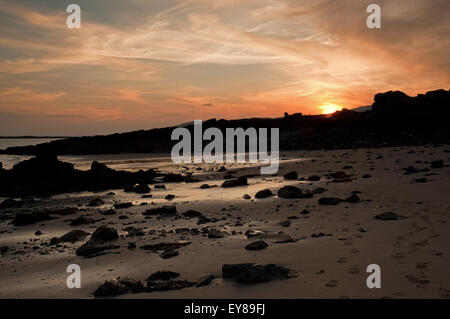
[0,0,449,136]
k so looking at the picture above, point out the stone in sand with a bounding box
[70,216,96,226]
[430,160,444,168]
[165,194,175,200]
[222,263,296,283]
[147,271,180,281]
[243,194,251,199]
[60,230,89,243]
[307,175,320,181]
[278,220,291,227]
[12,211,51,226]
[255,189,273,199]
[345,194,361,203]
[283,171,299,180]
[114,202,133,209]
[143,205,177,216]
[374,212,406,221]
[88,197,104,207]
[221,176,248,188]
[196,275,215,287]
[278,186,309,199]
[160,249,179,259]
[245,240,268,250]
[162,173,184,183]
[93,279,128,297]
[208,229,227,239]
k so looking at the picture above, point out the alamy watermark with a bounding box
[171,120,279,175]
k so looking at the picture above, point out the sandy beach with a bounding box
[1,145,449,299]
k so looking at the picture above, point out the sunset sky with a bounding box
[0,0,449,136]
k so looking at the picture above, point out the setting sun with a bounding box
[319,103,343,114]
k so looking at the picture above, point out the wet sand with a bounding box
[0,146,449,298]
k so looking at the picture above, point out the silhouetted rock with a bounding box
[221,176,248,188]
[222,263,296,283]
[374,212,406,221]
[345,194,361,203]
[245,241,268,250]
[162,173,184,183]
[278,186,311,199]
[143,205,177,216]
[283,171,298,180]
[160,249,178,259]
[114,202,132,209]
[255,189,273,199]
[60,230,89,243]
[431,160,444,168]
[12,211,51,226]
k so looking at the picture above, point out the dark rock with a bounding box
[162,173,184,183]
[140,242,191,251]
[217,166,227,172]
[160,249,179,259]
[94,279,128,297]
[318,197,342,205]
[124,226,144,237]
[255,189,273,199]
[49,237,62,245]
[431,160,444,168]
[119,278,146,293]
[34,230,42,236]
[0,198,22,209]
[345,194,361,203]
[362,174,372,178]
[13,211,51,226]
[243,194,251,200]
[114,202,133,209]
[128,242,136,249]
[125,184,150,194]
[76,226,119,256]
[300,209,310,215]
[374,212,406,221]
[208,229,227,239]
[311,187,327,194]
[222,263,296,283]
[60,230,89,242]
[277,186,310,199]
[88,197,104,207]
[283,171,298,180]
[414,178,428,183]
[165,194,175,200]
[196,275,215,287]
[278,220,291,227]
[101,209,116,216]
[146,280,196,292]
[245,240,268,250]
[91,226,119,241]
[70,216,96,226]
[182,210,203,218]
[200,184,211,189]
[307,175,320,181]
[143,205,177,216]
[221,176,248,188]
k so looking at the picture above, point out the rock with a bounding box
[278,220,291,227]
[245,240,268,250]
[307,175,320,181]
[124,184,150,194]
[330,171,352,182]
[243,194,251,199]
[414,178,428,183]
[146,280,196,292]
[196,275,215,287]
[182,210,203,218]
[278,186,311,199]
[12,211,51,226]
[222,263,296,283]
[283,171,299,180]
[200,184,211,189]
[208,229,227,239]
[34,230,42,236]
[147,271,180,281]
[221,176,248,188]
[0,198,22,209]
[431,160,444,168]
[118,278,146,293]
[60,230,89,242]
[128,242,136,249]
[374,212,406,221]
[143,205,177,216]
[162,173,184,183]
[114,202,133,209]
[345,194,361,203]
[362,174,372,178]
[93,279,128,297]
[255,189,273,199]
[140,241,191,251]
[49,237,62,245]
[165,194,175,200]
[300,209,310,215]
[358,227,368,233]
[318,197,342,205]
[154,184,166,189]
[101,209,116,216]
[217,166,227,172]
[70,216,96,226]
[311,187,326,194]
[91,226,119,241]
[88,197,104,207]
[124,226,144,237]
[160,249,179,259]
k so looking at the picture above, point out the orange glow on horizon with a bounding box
[319,103,343,114]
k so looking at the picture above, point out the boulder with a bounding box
[255,189,273,199]
[221,176,248,188]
